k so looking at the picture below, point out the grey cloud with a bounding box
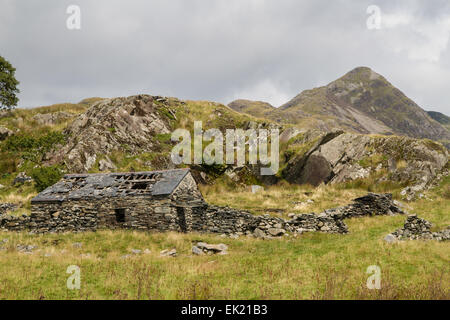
[0,0,448,114]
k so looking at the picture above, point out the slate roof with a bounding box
[31,169,190,203]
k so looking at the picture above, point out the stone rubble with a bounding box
[72,242,83,249]
[334,193,405,218]
[386,214,450,241]
[16,244,37,253]
[160,248,177,257]
[192,242,228,255]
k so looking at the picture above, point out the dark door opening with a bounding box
[176,207,187,233]
[115,208,126,223]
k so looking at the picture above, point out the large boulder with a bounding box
[284,131,448,187]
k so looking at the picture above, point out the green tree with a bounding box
[0,55,20,110]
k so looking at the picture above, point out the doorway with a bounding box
[176,207,187,233]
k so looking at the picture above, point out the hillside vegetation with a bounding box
[228,99,275,119]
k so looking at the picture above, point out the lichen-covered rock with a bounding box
[32,112,73,126]
[160,249,177,257]
[0,126,13,141]
[194,242,228,255]
[283,131,448,187]
[98,156,117,171]
[48,95,178,172]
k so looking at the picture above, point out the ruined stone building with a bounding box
[30,169,205,233]
[6,169,414,238]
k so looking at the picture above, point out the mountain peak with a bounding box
[275,67,450,145]
[331,66,384,87]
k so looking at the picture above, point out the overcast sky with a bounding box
[1,0,449,114]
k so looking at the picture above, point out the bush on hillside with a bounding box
[31,165,63,192]
[3,131,65,163]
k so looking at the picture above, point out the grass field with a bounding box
[0,177,448,300]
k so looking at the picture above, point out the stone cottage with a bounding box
[30,169,205,233]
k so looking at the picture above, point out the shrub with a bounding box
[31,166,63,192]
[3,131,65,163]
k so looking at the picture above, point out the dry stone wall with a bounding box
[0,193,411,238]
[0,203,17,215]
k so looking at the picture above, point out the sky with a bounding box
[1,0,450,115]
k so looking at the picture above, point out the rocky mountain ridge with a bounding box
[229,67,450,148]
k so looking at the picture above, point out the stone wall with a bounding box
[0,214,30,232]
[28,197,192,234]
[325,193,405,218]
[0,203,17,215]
[1,193,410,238]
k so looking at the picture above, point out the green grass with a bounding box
[0,218,448,299]
[0,176,448,300]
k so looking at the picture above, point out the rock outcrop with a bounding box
[283,131,448,187]
[48,95,179,172]
[32,112,74,126]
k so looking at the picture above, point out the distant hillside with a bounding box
[428,111,450,131]
[228,99,275,119]
[278,67,449,141]
[230,67,450,147]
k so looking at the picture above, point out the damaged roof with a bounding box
[31,169,191,203]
